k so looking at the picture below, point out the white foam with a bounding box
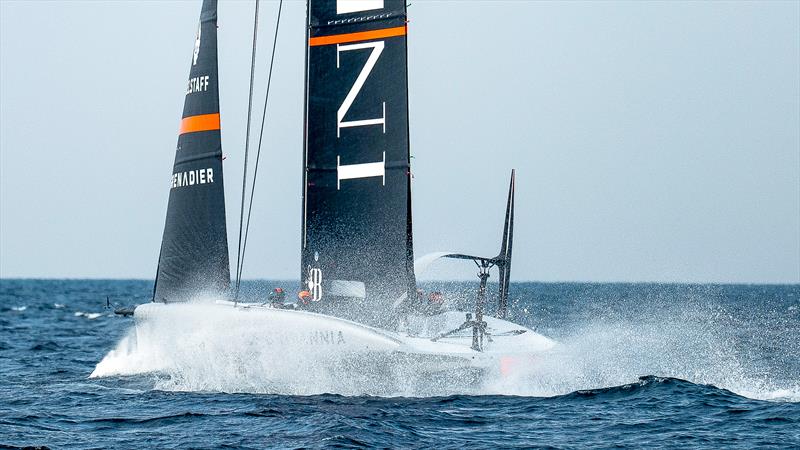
[93,303,425,395]
[91,301,799,401]
[482,314,800,402]
[11,306,27,311]
[91,329,163,378]
[75,311,102,320]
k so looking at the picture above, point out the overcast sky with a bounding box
[1,0,798,283]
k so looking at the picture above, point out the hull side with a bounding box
[129,302,556,395]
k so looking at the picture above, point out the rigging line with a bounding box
[238,0,283,287]
[235,0,260,301]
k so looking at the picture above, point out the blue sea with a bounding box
[1,279,798,448]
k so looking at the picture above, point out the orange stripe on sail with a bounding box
[179,113,220,135]
[308,25,406,47]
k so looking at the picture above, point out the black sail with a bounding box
[302,0,415,326]
[153,0,230,302]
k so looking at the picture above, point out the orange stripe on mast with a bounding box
[309,25,406,47]
[179,113,221,135]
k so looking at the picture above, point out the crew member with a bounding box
[297,290,312,306]
[427,291,444,314]
[268,287,286,307]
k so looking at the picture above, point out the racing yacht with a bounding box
[131,0,555,389]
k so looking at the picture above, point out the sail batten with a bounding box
[154,0,230,302]
[302,0,415,326]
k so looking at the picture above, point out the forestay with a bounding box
[154,0,230,302]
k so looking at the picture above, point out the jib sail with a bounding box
[301,0,415,324]
[153,0,230,302]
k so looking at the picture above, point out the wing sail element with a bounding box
[496,169,515,318]
[438,170,516,318]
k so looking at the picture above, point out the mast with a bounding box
[153,0,230,302]
[301,0,415,326]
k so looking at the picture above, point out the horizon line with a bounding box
[0,277,797,287]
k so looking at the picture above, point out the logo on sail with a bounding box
[187,75,210,95]
[336,0,383,14]
[171,167,214,190]
[193,23,202,65]
[307,267,323,301]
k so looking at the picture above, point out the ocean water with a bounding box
[1,279,798,448]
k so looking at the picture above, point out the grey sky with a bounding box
[1,0,798,283]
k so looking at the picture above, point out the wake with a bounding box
[482,317,799,402]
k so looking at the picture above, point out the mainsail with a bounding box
[302,0,415,324]
[153,0,230,302]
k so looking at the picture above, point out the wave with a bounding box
[556,375,733,401]
[29,341,61,352]
[83,411,209,426]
